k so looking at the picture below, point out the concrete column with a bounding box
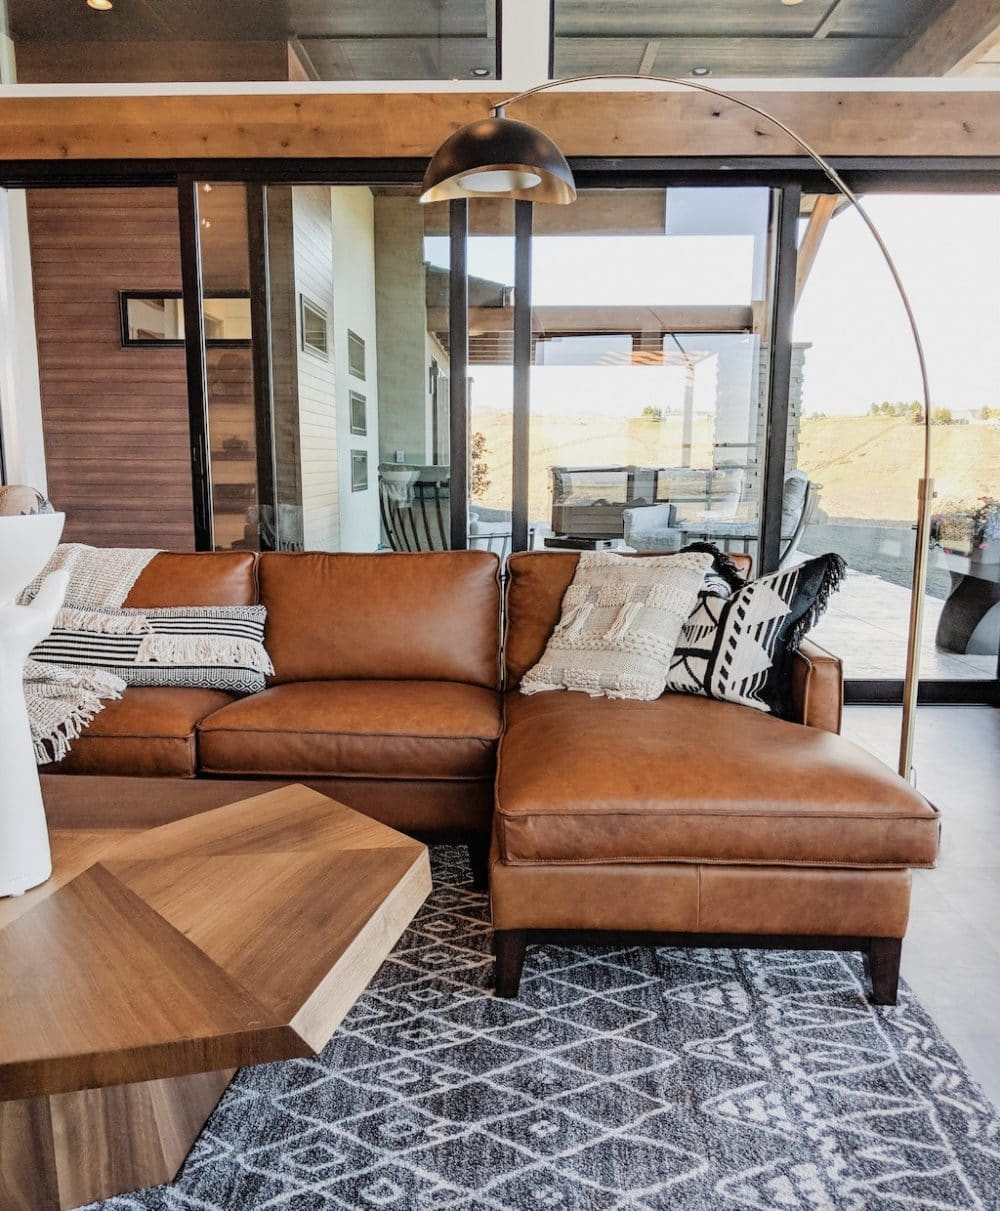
[373,195,431,466]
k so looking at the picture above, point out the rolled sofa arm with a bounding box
[790,639,843,734]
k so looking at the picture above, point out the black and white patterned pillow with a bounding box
[665,549,846,716]
[31,604,273,695]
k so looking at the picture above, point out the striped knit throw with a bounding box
[520,550,714,701]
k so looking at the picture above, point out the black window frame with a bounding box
[119,288,253,349]
[3,152,999,704]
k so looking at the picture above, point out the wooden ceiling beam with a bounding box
[431,304,755,334]
[638,40,661,75]
[883,0,1000,75]
[1,89,1000,162]
[812,0,849,39]
[794,194,839,307]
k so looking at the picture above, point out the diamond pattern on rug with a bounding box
[86,847,1000,1211]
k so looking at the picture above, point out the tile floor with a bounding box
[844,704,1000,1106]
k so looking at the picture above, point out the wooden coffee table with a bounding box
[0,778,431,1211]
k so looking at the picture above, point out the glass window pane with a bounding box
[790,194,1000,683]
[464,200,515,559]
[527,187,774,558]
[197,183,259,552]
[263,186,450,553]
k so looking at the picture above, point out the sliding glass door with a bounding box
[14,163,991,703]
[788,192,1000,691]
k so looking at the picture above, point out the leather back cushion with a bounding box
[504,550,753,687]
[260,551,502,688]
[123,552,258,607]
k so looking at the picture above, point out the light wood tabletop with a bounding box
[0,779,431,1210]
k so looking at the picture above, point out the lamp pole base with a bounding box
[899,476,935,781]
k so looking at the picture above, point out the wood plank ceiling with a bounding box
[552,0,957,78]
[8,0,498,84]
[10,0,997,84]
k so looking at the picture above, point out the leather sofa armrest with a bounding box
[790,639,843,734]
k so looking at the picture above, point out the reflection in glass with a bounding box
[790,194,1000,682]
[523,188,775,554]
[255,186,450,553]
[120,293,251,345]
[197,184,260,552]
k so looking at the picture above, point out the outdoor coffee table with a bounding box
[0,777,431,1210]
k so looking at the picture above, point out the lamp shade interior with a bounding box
[420,116,576,204]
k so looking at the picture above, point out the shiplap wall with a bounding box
[330,187,380,551]
[293,186,340,551]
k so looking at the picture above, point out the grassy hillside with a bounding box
[796,415,1000,520]
[470,409,1000,526]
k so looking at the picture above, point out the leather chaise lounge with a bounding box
[47,547,940,1004]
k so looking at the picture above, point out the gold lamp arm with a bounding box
[494,73,933,780]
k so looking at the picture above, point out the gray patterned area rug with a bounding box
[90,848,1000,1211]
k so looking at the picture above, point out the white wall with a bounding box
[330,186,380,551]
[293,185,340,551]
[0,190,45,490]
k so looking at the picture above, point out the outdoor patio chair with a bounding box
[623,471,820,569]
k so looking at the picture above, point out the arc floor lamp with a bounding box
[420,73,934,782]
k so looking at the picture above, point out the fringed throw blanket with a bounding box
[24,659,128,764]
[21,544,160,764]
[18,543,159,608]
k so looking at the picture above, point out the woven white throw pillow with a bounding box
[520,549,714,700]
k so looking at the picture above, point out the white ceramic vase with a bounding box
[0,512,69,897]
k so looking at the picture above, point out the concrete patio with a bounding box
[805,561,997,681]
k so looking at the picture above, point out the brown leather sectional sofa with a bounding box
[50,548,940,1004]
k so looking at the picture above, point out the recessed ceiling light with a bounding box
[781,0,806,5]
[691,66,711,76]
[86,0,113,9]
[471,67,490,77]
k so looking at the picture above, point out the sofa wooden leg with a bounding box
[494,930,527,998]
[868,937,902,1005]
[468,836,490,891]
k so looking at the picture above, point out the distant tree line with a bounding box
[867,400,961,425]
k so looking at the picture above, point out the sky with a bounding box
[426,192,1000,419]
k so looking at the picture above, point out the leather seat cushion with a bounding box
[198,680,502,780]
[49,688,236,778]
[497,691,940,869]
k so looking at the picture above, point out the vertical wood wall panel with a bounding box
[27,187,196,549]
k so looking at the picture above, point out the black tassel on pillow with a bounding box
[679,542,747,591]
[787,552,848,651]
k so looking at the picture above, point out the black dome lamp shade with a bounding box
[419,114,576,205]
